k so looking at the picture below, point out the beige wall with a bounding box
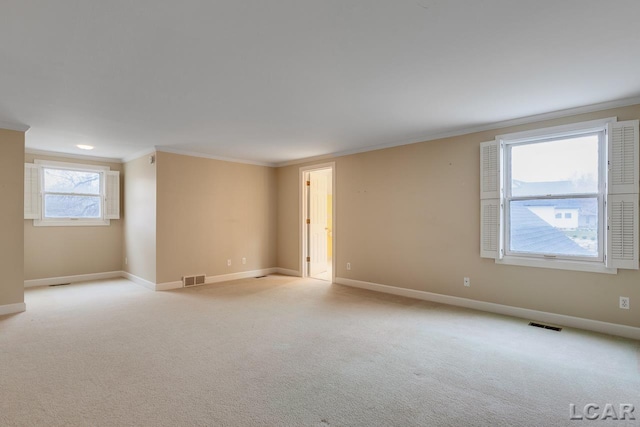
[156,152,277,284]
[276,165,299,272]
[277,104,640,328]
[24,153,123,280]
[123,154,157,283]
[0,129,25,306]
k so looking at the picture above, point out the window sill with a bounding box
[496,256,617,274]
[33,219,111,227]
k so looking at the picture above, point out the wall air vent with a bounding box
[183,275,206,287]
[528,322,562,332]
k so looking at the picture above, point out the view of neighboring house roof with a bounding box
[520,198,596,212]
[511,180,599,216]
[510,204,592,256]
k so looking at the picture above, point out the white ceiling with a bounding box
[2,0,640,165]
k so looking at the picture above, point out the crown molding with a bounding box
[20,96,640,168]
[154,146,276,167]
[121,147,157,163]
[25,148,122,164]
[275,96,640,167]
[0,121,30,132]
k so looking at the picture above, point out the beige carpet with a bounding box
[1,275,638,426]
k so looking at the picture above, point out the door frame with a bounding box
[299,162,336,282]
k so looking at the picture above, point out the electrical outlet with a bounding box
[464,277,470,287]
[227,259,232,267]
[620,296,630,310]
[346,262,351,271]
[242,257,246,265]
[125,257,128,265]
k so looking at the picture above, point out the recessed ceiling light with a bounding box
[76,144,94,150]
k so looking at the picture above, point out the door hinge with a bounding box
[306,256,311,262]
[306,180,310,186]
[306,219,310,224]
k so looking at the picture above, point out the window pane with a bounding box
[511,134,599,197]
[44,168,101,195]
[509,198,598,257]
[44,195,101,218]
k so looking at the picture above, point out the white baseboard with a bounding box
[156,280,183,291]
[25,268,299,293]
[0,302,26,316]
[24,271,123,288]
[154,268,283,291]
[274,268,301,277]
[204,268,279,284]
[121,271,157,291]
[335,277,640,341]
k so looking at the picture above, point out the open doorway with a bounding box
[301,164,335,282]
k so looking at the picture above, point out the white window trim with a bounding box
[502,129,606,263]
[495,117,617,145]
[496,255,617,274]
[33,159,112,227]
[481,116,640,274]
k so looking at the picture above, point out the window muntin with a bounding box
[505,131,604,261]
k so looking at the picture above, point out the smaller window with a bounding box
[564,213,572,219]
[555,213,562,219]
[29,160,119,227]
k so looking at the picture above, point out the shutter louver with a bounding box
[24,163,40,219]
[480,140,502,259]
[608,121,639,195]
[606,195,638,269]
[606,120,639,269]
[480,199,500,258]
[105,171,120,219]
[480,141,500,199]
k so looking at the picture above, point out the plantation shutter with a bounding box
[606,120,639,269]
[104,171,120,220]
[480,140,502,259]
[480,140,500,199]
[480,199,501,258]
[607,120,639,194]
[24,163,40,219]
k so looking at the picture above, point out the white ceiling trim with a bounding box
[154,146,276,167]
[25,96,640,168]
[0,121,30,133]
[275,96,640,167]
[122,147,157,164]
[25,148,122,164]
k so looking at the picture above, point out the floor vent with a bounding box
[529,322,562,332]
[183,275,206,287]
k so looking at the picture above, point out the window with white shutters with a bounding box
[24,160,120,226]
[480,118,639,273]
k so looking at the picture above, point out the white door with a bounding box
[309,171,328,277]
